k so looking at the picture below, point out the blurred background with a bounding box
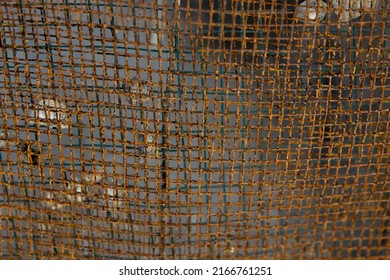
[0,0,389,259]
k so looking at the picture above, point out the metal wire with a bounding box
[0,0,389,259]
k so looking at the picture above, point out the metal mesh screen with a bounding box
[0,0,389,259]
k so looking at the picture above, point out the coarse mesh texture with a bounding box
[0,0,389,259]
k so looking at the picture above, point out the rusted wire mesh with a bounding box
[0,0,389,259]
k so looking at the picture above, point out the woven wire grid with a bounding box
[0,0,389,259]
